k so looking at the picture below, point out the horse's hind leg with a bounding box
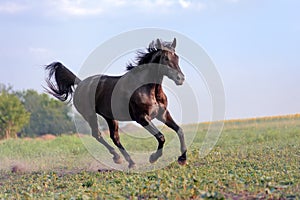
[105,118,136,169]
[157,110,187,165]
[85,114,122,164]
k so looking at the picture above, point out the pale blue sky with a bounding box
[0,0,299,121]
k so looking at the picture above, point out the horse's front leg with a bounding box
[137,115,165,163]
[157,110,187,165]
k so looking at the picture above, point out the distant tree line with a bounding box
[0,83,76,139]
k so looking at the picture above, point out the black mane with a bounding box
[126,39,174,71]
[126,47,160,70]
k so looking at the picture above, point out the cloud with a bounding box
[49,0,104,17]
[45,0,206,18]
[0,0,236,18]
[49,0,175,17]
[0,2,28,14]
[179,0,191,8]
[178,0,206,10]
[224,0,240,3]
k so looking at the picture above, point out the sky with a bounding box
[0,0,299,122]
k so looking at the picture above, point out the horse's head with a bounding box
[155,38,185,85]
[127,38,185,85]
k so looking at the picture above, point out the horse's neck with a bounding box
[141,66,164,98]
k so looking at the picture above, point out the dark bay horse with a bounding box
[45,38,187,168]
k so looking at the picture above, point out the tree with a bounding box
[0,91,30,139]
[18,90,75,136]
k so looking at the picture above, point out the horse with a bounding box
[45,38,187,169]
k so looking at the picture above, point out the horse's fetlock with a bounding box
[159,134,165,143]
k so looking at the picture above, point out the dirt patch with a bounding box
[10,161,36,173]
[23,137,33,141]
[11,163,27,173]
[4,158,113,175]
[36,134,56,140]
[83,160,113,172]
[75,133,88,138]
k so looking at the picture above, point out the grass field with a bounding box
[0,114,299,199]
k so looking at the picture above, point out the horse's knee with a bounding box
[91,130,99,139]
[92,130,104,143]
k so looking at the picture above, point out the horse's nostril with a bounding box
[177,74,185,82]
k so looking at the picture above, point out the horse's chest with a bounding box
[135,94,159,115]
[148,101,160,118]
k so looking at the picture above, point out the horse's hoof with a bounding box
[128,162,136,169]
[113,155,122,164]
[149,153,160,163]
[178,156,187,166]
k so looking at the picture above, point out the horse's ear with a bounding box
[171,38,177,49]
[156,39,162,50]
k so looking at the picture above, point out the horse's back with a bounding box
[73,75,120,118]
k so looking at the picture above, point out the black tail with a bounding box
[45,62,81,102]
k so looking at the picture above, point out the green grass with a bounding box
[0,114,299,199]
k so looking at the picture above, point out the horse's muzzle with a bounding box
[175,73,185,85]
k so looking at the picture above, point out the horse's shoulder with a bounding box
[155,85,167,104]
